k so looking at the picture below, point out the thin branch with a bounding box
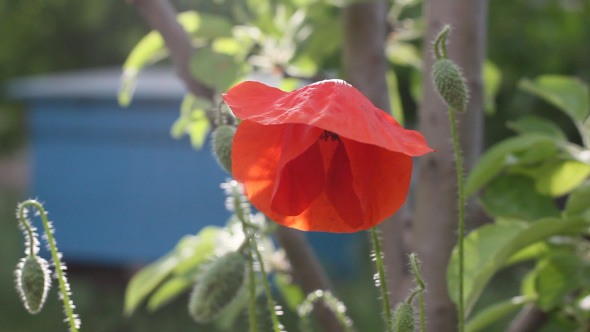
[131,0,214,100]
[275,226,352,332]
[342,0,414,307]
[506,305,548,332]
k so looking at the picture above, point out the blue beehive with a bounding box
[8,67,232,265]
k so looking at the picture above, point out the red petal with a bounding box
[325,140,364,229]
[342,138,413,229]
[270,131,325,216]
[231,121,323,220]
[223,80,433,157]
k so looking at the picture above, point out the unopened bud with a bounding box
[212,125,236,174]
[392,302,415,332]
[188,251,246,323]
[433,58,468,112]
[15,255,51,314]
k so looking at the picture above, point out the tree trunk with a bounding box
[342,0,414,307]
[413,1,488,331]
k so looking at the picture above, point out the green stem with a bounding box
[409,253,426,332]
[370,226,392,331]
[448,106,466,332]
[298,290,354,332]
[419,291,425,332]
[252,239,283,332]
[246,240,258,332]
[17,204,37,258]
[18,200,80,332]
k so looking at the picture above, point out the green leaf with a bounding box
[534,159,590,197]
[466,295,534,332]
[147,275,194,312]
[535,253,588,311]
[275,272,305,310]
[483,60,502,116]
[521,269,538,299]
[279,78,300,92]
[505,242,551,266]
[124,252,177,316]
[386,41,422,68]
[519,75,590,123]
[565,180,590,218]
[171,94,212,149]
[506,242,573,267]
[213,269,259,330]
[191,13,233,39]
[506,115,567,142]
[447,217,588,315]
[124,227,223,315]
[465,134,559,197]
[119,11,202,107]
[190,48,242,91]
[187,111,211,149]
[480,174,560,220]
[118,31,165,107]
[386,69,405,126]
[212,37,242,56]
[172,227,223,275]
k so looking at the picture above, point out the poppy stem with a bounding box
[409,253,426,332]
[448,105,466,332]
[246,238,259,332]
[370,226,393,331]
[17,200,80,332]
[251,238,284,332]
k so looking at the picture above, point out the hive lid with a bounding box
[6,66,186,101]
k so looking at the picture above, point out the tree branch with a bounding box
[343,0,414,307]
[506,305,548,332]
[275,226,349,332]
[131,0,214,99]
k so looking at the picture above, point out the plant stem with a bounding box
[448,106,465,332]
[370,226,392,331]
[298,290,355,332]
[246,240,258,332]
[252,239,283,332]
[409,253,426,332]
[17,205,37,258]
[18,200,80,332]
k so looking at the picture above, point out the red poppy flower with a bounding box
[222,79,433,233]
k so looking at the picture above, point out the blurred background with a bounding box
[1,0,589,331]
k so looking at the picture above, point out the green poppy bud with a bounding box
[188,251,246,323]
[15,255,51,314]
[391,302,415,332]
[432,58,468,112]
[212,125,236,174]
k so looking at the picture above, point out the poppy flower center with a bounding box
[319,130,340,142]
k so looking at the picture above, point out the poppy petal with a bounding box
[325,140,364,229]
[232,121,324,219]
[271,140,325,216]
[223,80,433,157]
[342,138,413,228]
[222,81,287,121]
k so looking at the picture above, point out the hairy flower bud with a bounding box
[433,58,468,112]
[188,251,246,323]
[212,125,236,174]
[391,302,415,332]
[15,255,51,314]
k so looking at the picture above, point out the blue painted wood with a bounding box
[29,99,232,265]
